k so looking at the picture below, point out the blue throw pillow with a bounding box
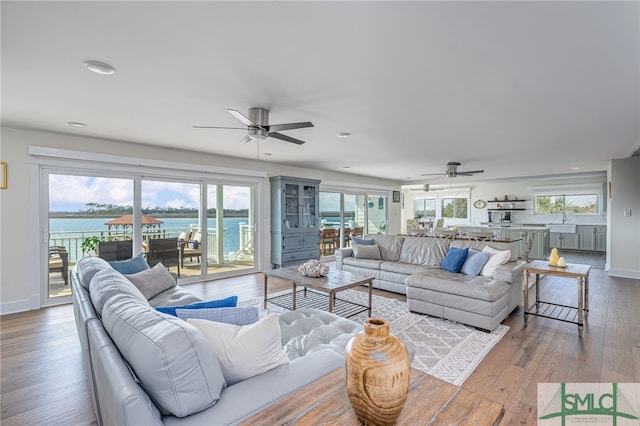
[109,253,149,275]
[440,247,469,273]
[156,296,238,316]
[175,307,260,326]
[460,248,492,276]
[351,237,373,246]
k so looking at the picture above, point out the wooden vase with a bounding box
[345,318,410,426]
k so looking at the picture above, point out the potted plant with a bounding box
[81,236,104,255]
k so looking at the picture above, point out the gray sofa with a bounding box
[336,235,525,331]
[71,256,364,426]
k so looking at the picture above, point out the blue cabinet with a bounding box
[270,176,320,267]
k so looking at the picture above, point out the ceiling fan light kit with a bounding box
[194,107,313,145]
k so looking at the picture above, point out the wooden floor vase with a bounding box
[345,318,410,426]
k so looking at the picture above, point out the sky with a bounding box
[49,175,251,212]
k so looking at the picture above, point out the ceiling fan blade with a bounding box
[227,109,260,128]
[239,135,252,144]
[193,125,247,130]
[457,170,485,175]
[268,132,306,145]
[267,121,314,132]
[421,172,446,176]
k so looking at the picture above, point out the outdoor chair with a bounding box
[147,238,181,276]
[49,246,69,285]
[97,240,133,262]
[321,228,337,256]
[180,231,202,267]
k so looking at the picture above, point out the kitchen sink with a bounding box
[547,223,577,233]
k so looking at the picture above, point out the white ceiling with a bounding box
[2,1,638,184]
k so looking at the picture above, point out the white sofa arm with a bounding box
[493,260,526,284]
[335,248,353,270]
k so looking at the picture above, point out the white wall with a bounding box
[609,157,640,278]
[0,127,401,314]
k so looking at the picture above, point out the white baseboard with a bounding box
[608,269,640,280]
[0,299,32,315]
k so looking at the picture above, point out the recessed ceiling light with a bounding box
[262,152,272,156]
[84,60,116,75]
[571,166,581,170]
[67,121,87,128]
[343,166,351,168]
[337,132,351,138]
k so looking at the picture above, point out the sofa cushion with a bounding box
[342,257,385,270]
[440,247,469,273]
[90,268,149,317]
[352,244,382,260]
[407,270,509,303]
[187,314,289,386]
[380,261,437,275]
[176,307,260,326]
[149,286,202,307]
[480,246,512,276]
[76,255,111,290]
[351,236,373,245]
[460,248,491,276]
[102,294,225,417]
[398,236,450,266]
[155,296,238,316]
[367,234,405,261]
[125,263,176,300]
[108,253,150,275]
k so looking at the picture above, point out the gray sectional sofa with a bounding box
[336,235,525,331]
[71,256,365,426]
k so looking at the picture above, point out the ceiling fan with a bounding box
[193,107,313,145]
[421,162,484,178]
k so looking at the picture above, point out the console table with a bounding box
[523,260,591,337]
[239,367,504,425]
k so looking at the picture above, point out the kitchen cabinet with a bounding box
[270,176,321,267]
[595,226,606,252]
[549,232,579,250]
[578,225,596,251]
[528,230,549,260]
[576,225,607,252]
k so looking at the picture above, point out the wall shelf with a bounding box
[488,208,526,211]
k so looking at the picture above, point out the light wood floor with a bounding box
[1,268,637,425]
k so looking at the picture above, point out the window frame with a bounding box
[531,184,604,217]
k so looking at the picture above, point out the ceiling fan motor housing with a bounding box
[248,108,269,140]
[446,161,460,178]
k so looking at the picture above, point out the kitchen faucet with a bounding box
[562,211,567,224]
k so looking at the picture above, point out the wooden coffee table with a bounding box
[523,260,591,337]
[263,267,374,318]
[238,367,504,425]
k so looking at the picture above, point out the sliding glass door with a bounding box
[318,191,387,257]
[47,173,134,302]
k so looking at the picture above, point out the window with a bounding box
[413,198,436,219]
[535,194,599,215]
[441,197,468,219]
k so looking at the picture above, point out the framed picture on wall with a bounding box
[0,162,6,189]
[392,191,400,203]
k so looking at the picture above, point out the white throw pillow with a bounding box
[480,246,512,276]
[187,314,289,385]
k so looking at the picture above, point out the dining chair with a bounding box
[147,238,181,276]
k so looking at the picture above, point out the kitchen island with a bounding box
[461,225,549,260]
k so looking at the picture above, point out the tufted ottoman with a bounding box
[279,309,363,360]
[278,308,415,361]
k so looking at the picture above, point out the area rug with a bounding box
[239,289,509,386]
